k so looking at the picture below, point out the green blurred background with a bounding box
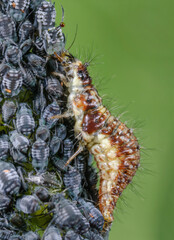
[55,1,174,239]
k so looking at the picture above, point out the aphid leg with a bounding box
[65,145,84,166]
[51,71,69,87]
[17,166,28,191]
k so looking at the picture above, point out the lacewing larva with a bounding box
[52,51,140,226]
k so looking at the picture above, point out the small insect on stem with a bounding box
[51,51,140,227]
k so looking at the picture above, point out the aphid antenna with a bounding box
[67,24,78,51]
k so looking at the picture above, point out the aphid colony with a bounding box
[0,0,140,239]
[0,0,106,239]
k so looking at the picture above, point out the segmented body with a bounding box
[56,52,140,223]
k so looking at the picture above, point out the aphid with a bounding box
[31,138,50,172]
[55,124,67,140]
[52,156,68,173]
[0,12,17,41]
[51,194,90,234]
[35,125,50,142]
[23,231,40,240]
[25,53,46,78]
[1,68,23,97]
[33,83,47,115]
[9,213,27,230]
[42,226,62,240]
[64,230,84,240]
[53,52,140,224]
[23,66,37,90]
[63,167,82,199]
[33,36,46,57]
[43,26,65,54]
[85,166,98,202]
[50,135,61,156]
[42,101,61,129]
[8,0,30,22]
[0,161,21,196]
[0,230,14,240]
[78,199,104,231]
[35,187,50,202]
[9,235,23,240]
[2,100,16,123]
[46,76,63,100]
[0,135,10,160]
[16,103,35,136]
[0,193,11,211]
[4,43,22,66]
[34,0,56,36]
[16,195,40,214]
[63,138,74,160]
[18,20,33,43]
[9,130,30,153]
[75,151,88,180]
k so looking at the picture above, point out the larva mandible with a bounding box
[52,51,140,225]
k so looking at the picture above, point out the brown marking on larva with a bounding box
[82,108,109,134]
[74,87,102,111]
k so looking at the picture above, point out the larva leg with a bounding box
[65,145,84,166]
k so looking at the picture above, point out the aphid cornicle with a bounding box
[53,52,140,224]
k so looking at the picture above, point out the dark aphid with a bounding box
[1,68,23,97]
[0,161,21,196]
[75,151,88,180]
[33,36,46,57]
[63,167,82,199]
[0,193,11,211]
[9,235,23,240]
[9,130,30,153]
[50,135,61,156]
[2,100,16,123]
[84,230,104,240]
[64,230,84,240]
[0,12,17,41]
[51,194,90,234]
[35,187,50,202]
[35,0,56,35]
[85,166,98,202]
[9,213,27,230]
[16,195,40,214]
[18,20,33,43]
[25,53,46,78]
[46,76,63,100]
[23,66,37,90]
[43,26,65,54]
[63,138,74,160]
[42,101,61,129]
[16,103,35,136]
[0,230,13,240]
[23,231,40,240]
[30,0,44,9]
[35,125,50,142]
[8,0,30,22]
[0,135,10,160]
[52,156,68,173]
[78,199,104,231]
[55,124,67,140]
[4,44,22,66]
[31,138,49,172]
[33,83,47,115]
[42,226,62,240]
